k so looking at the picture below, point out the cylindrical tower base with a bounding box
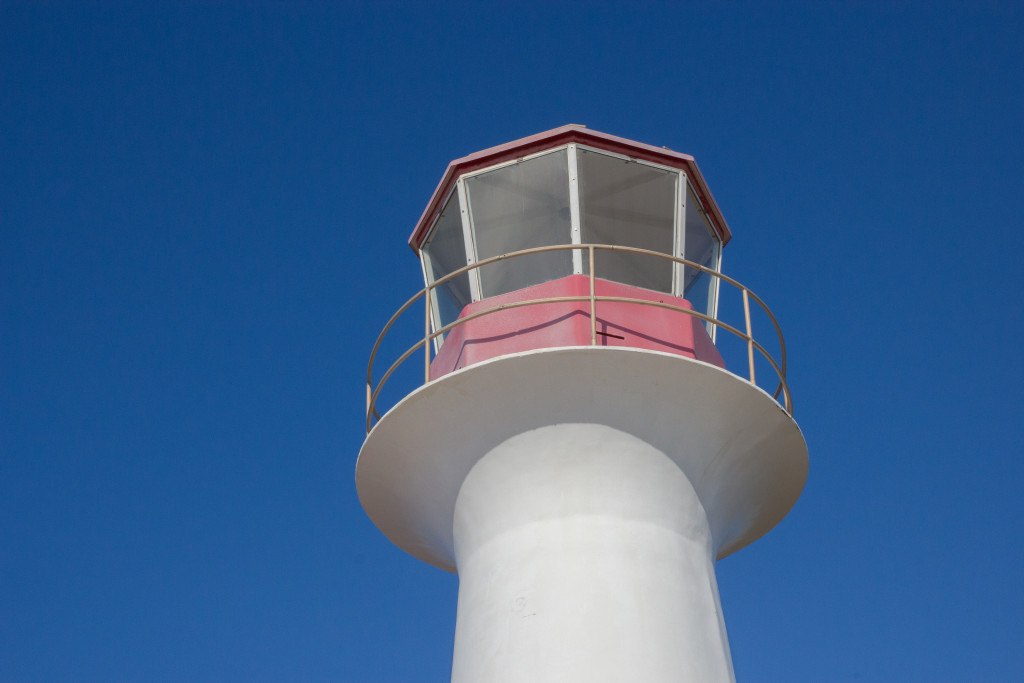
[451,423,734,683]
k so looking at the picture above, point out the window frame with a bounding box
[418,143,724,341]
[419,184,471,349]
[461,146,574,301]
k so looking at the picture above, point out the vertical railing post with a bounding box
[742,288,755,384]
[589,245,597,346]
[425,287,432,383]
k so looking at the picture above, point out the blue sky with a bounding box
[2,2,1022,681]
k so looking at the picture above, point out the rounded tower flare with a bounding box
[357,125,808,682]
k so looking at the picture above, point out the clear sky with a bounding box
[2,2,1022,681]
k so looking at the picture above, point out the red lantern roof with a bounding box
[408,124,732,252]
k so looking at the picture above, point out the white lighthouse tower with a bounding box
[357,125,807,682]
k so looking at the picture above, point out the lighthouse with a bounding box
[357,125,807,682]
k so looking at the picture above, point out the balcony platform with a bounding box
[357,346,807,573]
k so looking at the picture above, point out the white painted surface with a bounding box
[356,347,807,571]
[355,347,807,681]
[451,424,734,683]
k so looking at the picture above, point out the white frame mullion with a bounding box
[456,177,482,302]
[419,249,445,351]
[684,179,723,340]
[709,242,722,342]
[673,172,687,297]
[567,143,583,274]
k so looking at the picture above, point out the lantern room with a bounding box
[409,125,732,378]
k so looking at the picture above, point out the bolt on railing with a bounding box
[366,244,791,433]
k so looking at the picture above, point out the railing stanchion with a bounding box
[589,245,597,346]
[425,288,432,383]
[743,288,755,384]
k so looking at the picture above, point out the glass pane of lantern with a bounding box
[422,192,472,329]
[466,149,572,298]
[682,184,721,317]
[578,148,677,293]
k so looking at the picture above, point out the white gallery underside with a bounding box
[356,347,808,572]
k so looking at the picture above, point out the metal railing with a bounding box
[366,244,791,433]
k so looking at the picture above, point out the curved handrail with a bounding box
[366,244,792,432]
